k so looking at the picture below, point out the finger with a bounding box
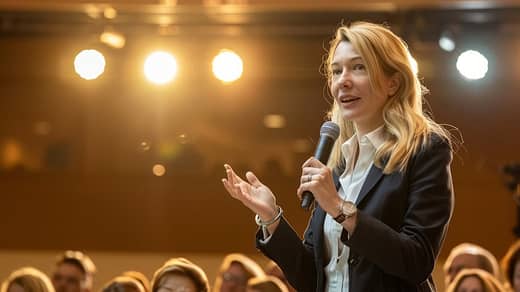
[305,157,325,168]
[296,184,312,200]
[237,181,253,198]
[245,171,263,188]
[296,186,303,199]
[300,174,313,184]
[301,156,315,168]
[224,164,243,185]
[221,178,235,196]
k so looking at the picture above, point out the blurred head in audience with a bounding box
[213,253,264,292]
[151,258,209,292]
[445,269,505,292]
[102,276,146,292]
[501,240,520,292]
[121,272,150,292]
[246,276,287,292]
[444,243,500,286]
[1,267,55,292]
[52,251,96,292]
[262,262,294,292]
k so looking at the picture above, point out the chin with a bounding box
[340,112,360,122]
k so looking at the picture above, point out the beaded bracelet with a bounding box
[255,206,283,227]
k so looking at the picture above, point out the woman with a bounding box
[501,240,520,292]
[151,258,209,292]
[1,267,55,292]
[222,21,456,291]
[445,269,505,292]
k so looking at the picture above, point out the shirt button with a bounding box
[348,257,359,266]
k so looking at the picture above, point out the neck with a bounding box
[354,123,383,137]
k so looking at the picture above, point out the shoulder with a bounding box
[418,132,452,156]
[410,132,453,171]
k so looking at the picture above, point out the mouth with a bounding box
[339,95,361,103]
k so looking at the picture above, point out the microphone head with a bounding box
[320,121,340,141]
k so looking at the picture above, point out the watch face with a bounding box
[342,201,357,217]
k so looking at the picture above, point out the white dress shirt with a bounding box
[323,125,385,292]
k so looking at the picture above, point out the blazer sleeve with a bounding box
[342,136,454,284]
[256,208,320,292]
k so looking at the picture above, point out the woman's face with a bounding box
[513,259,520,292]
[157,274,197,292]
[330,41,393,135]
[456,275,484,292]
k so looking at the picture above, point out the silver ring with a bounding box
[308,174,313,183]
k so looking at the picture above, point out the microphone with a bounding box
[301,121,340,210]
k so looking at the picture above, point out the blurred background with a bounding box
[0,0,519,290]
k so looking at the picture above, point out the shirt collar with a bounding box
[340,125,386,166]
[361,125,385,150]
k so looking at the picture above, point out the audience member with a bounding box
[444,243,500,286]
[213,254,264,292]
[51,251,96,292]
[102,276,145,292]
[121,272,150,292]
[446,269,505,292]
[501,240,520,292]
[151,258,209,292]
[1,267,55,292]
[246,276,287,292]
[262,262,294,292]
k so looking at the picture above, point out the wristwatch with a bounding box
[333,200,357,224]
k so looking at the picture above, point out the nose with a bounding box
[338,71,353,88]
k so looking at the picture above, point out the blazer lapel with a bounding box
[355,164,384,205]
[313,205,326,249]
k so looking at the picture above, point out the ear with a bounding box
[386,73,401,97]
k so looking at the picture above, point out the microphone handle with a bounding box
[301,191,314,210]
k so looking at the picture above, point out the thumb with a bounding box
[245,171,262,187]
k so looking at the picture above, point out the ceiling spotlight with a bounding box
[439,30,456,52]
[212,49,243,83]
[456,50,488,80]
[74,49,105,80]
[144,51,178,85]
[263,114,286,129]
[103,7,117,19]
[100,29,126,49]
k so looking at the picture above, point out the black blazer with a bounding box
[256,135,454,292]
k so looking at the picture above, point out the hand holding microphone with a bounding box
[300,121,340,210]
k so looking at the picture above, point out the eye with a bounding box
[353,63,366,71]
[332,68,342,75]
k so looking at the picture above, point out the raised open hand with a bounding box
[221,164,278,220]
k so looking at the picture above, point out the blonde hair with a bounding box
[101,276,146,292]
[151,258,209,292]
[501,239,520,290]
[121,271,150,292]
[213,253,265,292]
[247,276,288,292]
[1,267,55,292]
[324,21,453,174]
[445,269,505,292]
[443,243,500,278]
